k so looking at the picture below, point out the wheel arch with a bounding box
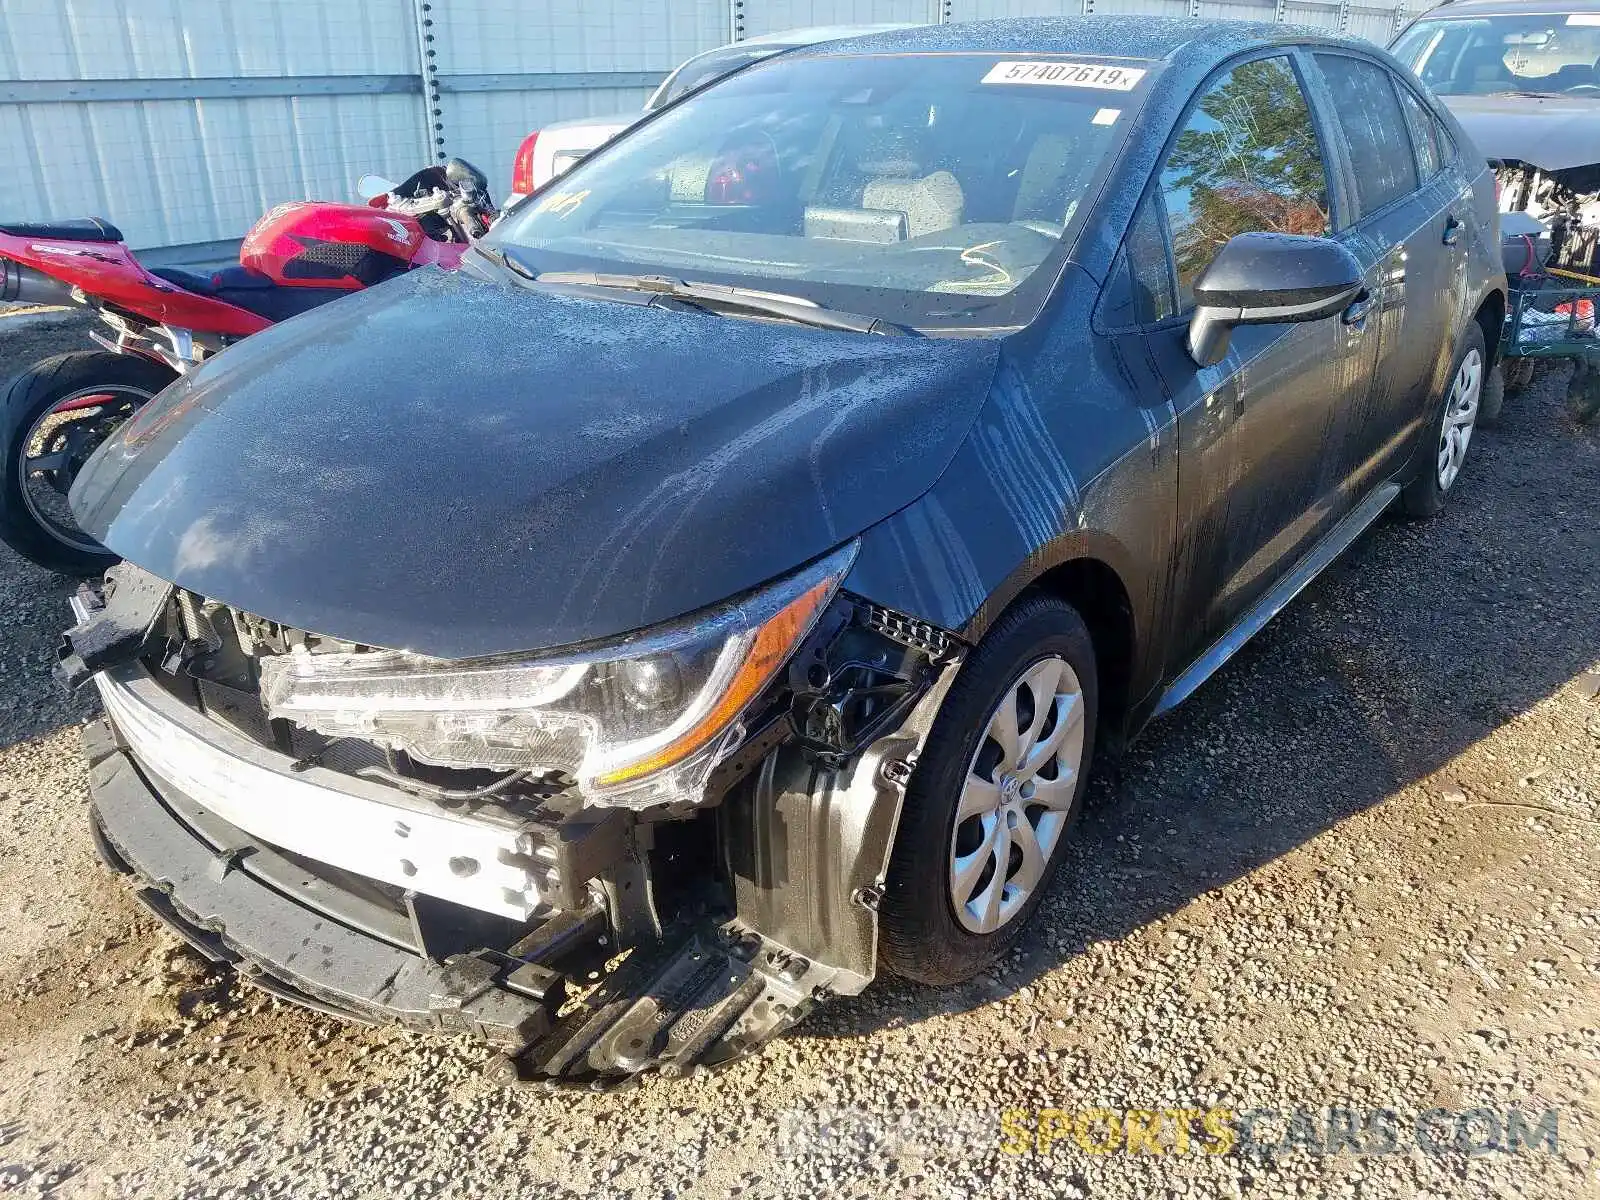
[1471,287,1506,372]
[959,541,1143,751]
[1030,557,1137,750]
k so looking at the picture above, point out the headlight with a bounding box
[258,543,856,808]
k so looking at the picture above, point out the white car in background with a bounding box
[505,24,918,203]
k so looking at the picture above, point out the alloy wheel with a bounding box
[1436,347,1481,492]
[948,655,1086,935]
[19,385,151,552]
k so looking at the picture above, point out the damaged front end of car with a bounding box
[1492,155,1600,419]
[1496,158,1600,278]
[59,550,962,1087]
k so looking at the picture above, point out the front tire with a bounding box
[880,593,1098,986]
[1401,323,1484,520]
[0,351,176,575]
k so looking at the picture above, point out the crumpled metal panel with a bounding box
[1441,94,1600,174]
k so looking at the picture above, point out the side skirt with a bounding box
[1151,481,1402,718]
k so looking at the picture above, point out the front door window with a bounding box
[1158,56,1333,311]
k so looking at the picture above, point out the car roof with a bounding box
[1410,0,1600,14]
[666,25,923,75]
[740,23,922,48]
[780,15,1370,66]
[654,26,924,95]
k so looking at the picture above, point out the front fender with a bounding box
[842,329,1175,716]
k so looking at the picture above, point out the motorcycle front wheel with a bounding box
[0,350,177,575]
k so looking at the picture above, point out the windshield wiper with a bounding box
[523,268,913,336]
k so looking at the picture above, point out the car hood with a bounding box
[71,267,1000,658]
[1440,93,1600,171]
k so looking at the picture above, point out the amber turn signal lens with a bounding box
[593,574,835,787]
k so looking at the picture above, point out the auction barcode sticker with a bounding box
[982,61,1146,91]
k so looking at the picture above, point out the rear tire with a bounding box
[0,351,176,575]
[880,592,1098,986]
[1401,324,1484,520]
[1477,361,1505,425]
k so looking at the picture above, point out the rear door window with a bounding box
[1313,54,1421,220]
[1158,55,1332,311]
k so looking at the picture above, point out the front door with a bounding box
[1147,53,1380,655]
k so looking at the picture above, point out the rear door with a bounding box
[1396,76,1475,396]
[1142,52,1379,652]
[1305,51,1453,494]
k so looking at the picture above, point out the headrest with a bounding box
[862,171,965,238]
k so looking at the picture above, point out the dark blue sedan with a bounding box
[63,18,1505,1085]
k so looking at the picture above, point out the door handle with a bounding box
[1341,291,1373,327]
[1443,216,1462,246]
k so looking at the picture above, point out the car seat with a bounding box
[860,171,966,238]
[1551,63,1598,90]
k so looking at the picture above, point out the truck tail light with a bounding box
[511,131,540,196]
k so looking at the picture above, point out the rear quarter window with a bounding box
[1395,83,1442,178]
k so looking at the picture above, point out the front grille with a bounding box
[194,676,274,744]
[153,589,337,758]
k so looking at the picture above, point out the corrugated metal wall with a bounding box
[0,0,1417,259]
[428,0,730,200]
[0,0,429,260]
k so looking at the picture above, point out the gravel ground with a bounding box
[0,313,1597,1199]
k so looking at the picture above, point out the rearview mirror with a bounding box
[1186,232,1364,367]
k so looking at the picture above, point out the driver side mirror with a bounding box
[1186,232,1365,367]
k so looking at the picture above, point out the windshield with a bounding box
[1392,12,1600,95]
[648,45,786,109]
[491,52,1151,330]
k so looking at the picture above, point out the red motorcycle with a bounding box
[0,159,494,574]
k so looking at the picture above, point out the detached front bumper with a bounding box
[82,645,955,1085]
[86,716,552,1047]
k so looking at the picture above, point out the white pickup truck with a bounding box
[505,24,917,203]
